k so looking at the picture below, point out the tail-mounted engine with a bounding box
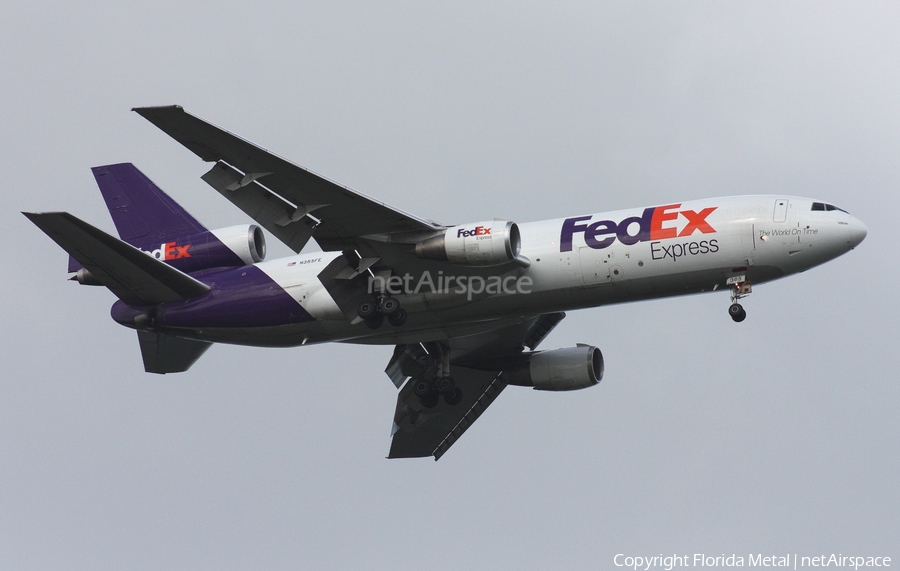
[415,220,528,266]
[144,223,266,272]
[206,224,266,266]
[73,224,266,284]
[503,345,604,391]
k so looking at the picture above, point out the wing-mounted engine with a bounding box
[503,345,604,391]
[415,220,530,267]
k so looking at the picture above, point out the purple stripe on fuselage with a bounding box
[112,265,314,329]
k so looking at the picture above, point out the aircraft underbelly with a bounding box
[159,258,785,348]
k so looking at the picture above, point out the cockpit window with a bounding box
[811,202,848,214]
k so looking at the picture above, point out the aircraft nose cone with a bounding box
[847,216,868,249]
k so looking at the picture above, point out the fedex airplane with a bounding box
[25,106,867,460]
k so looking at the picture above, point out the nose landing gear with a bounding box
[728,302,747,322]
[727,276,751,323]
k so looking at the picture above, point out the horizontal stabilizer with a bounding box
[24,211,210,305]
[137,330,212,374]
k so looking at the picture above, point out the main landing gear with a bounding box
[413,376,463,408]
[727,276,751,323]
[357,295,407,329]
[412,344,463,408]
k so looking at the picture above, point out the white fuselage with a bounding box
[181,195,867,347]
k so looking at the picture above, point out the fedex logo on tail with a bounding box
[560,204,717,252]
[143,241,192,260]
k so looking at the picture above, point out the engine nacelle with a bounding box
[504,345,604,391]
[207,224,266,266]
[137,224,266,273]
[71,224,267,285]
[416,220,522,266]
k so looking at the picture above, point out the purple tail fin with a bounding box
[92,163,207,243]
[69,163,209,273]
[68,163,256,275]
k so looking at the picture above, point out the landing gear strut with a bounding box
[727,276,751,323]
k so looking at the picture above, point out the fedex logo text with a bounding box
[458,226,492,238]
[560,204,717,252]
[143,242,191,261]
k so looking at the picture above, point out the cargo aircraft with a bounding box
[25,106,868,460]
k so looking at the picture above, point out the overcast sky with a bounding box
[1,2,897,570]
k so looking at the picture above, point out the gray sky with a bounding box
[1,2,897,569]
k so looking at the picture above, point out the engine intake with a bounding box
[208,224,266,266]
[137,224,266,273]
[504,345,604,391]
[416,220,524,266]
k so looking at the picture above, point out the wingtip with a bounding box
[23,211,67,218]
[132,105,184,114]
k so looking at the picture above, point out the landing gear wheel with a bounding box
[419,392,440,408]
[444,388,463,406]
[413,379,433,398]
[388,308,407,327]
[728,303,746,323]
[379,297,400,316]
[364,314,384,329]
[434,376,456,395]
[357,301,377,319]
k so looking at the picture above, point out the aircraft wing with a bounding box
[387,312,565,460]
[133,106,442,253]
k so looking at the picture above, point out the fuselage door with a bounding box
[773,199,789,223]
